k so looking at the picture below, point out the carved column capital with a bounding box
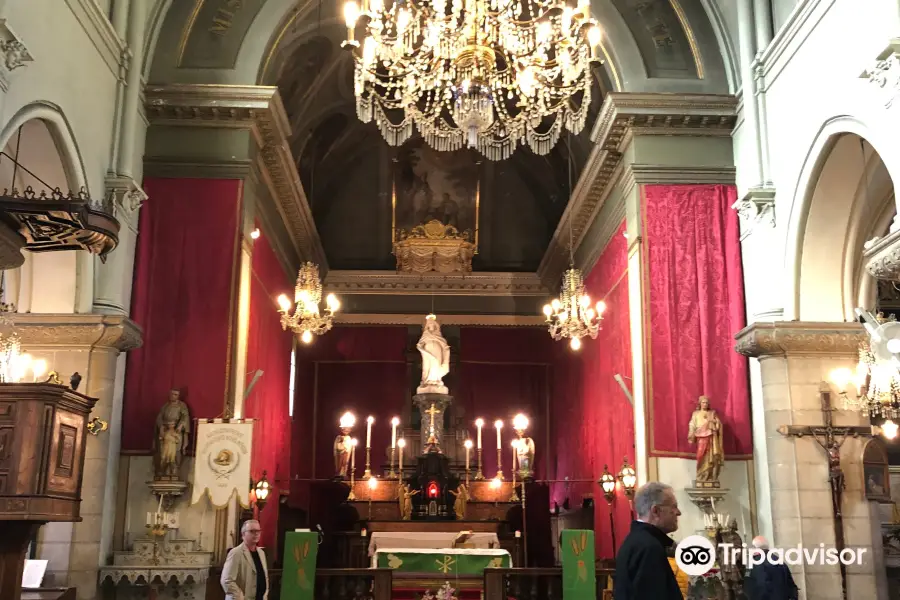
[860,39,900,108]
[734,321,866,358]
[8,314,143,352]
[104,175,147,231]
[733,187,775,240]
[864,228,900,280]
[0,19,32,92]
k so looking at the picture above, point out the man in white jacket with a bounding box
[221,519,270,600]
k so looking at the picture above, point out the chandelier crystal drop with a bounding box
[341,0,603,160]
[543,266,604,350]
[277,262,340,344]
[839,345,900,419]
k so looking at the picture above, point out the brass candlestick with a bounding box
[364,446,372,479]
[475,448,485,480]
[510,446,519,501]
[496,447,504,480]
[348,443,357,500]
[388,447,397,479]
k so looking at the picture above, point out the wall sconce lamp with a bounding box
[252,470,271,512]
[87,417,109,436]
[599,464,616,503]
[618,457,636,500]
[599,464,618,551]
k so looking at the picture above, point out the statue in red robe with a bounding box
[687,395,724,485]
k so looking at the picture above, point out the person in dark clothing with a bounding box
[614,481,684,600]
[745,536,799,600]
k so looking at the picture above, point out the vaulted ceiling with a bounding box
[261,9,604,271]
[148,0,733,293]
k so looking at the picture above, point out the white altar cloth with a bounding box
[367,531,501,556]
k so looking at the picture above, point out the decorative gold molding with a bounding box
[323,270,549,296]
[734,321,866,358]
[143,84,327,270]
[334,313,546,326]
[8,314,143,352]
[864,229,900,280]
[538,92,737,284]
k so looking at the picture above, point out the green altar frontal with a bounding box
[373,548,512,576]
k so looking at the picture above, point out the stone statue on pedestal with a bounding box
[687,395,724,486]
[417,315,450,394]
[153,389,190,479]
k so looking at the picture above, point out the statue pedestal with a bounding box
[413,393,452,453]
[686,486,730,515]
[147,479,189,511]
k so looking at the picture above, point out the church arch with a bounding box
[0,102,94,314]
[147,0,730,94]
[785,115,899,323]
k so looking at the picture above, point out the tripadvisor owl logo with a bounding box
[675,535,716,576]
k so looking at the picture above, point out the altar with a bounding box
[368,531,501,555]
[372,547,512,574]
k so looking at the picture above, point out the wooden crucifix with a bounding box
[777,383,874,600]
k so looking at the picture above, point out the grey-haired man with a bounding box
[221,519,269,600]
[614,482,684,600]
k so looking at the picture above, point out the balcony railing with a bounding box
[245,567,614,600]
[483,568,615,600]
[267,569,393,600]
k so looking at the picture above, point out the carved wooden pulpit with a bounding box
[0,383,97,600]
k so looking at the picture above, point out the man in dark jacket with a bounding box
[745,536,799,600]
[614,481,684,600]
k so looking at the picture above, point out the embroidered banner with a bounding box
[561,530,596,600]
[191,419,254,507]
[281,531,319,600]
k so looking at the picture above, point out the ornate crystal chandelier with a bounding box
[276,262,341,344]
[341,0,603,160]
[832,344,900,420]
[542,266,604,350]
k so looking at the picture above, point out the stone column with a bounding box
[9,314,141,599]
[94,177,146,315]
[735,321,884,600]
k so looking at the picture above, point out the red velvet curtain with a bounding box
[124,178,242,451]
[312,361,408,478]
[244,226,294,553]
[456,328,551,479]
[551,221,633,559]
[289,326,409,506]
[642,185,751,457]
[456,361,549,478]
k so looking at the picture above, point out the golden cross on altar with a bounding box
[426,403,440,432]
[436,555,456,574]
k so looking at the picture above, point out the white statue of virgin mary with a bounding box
[417,315,450,394]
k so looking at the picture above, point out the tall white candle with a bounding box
[495,420,503,450]
[366,416,374,448]
[391,417,399,449]
[351,439,357,470]
[512,440,518,472]
[465,441,472,471]
[476,419,484,449]
[398,440,405,472]
[157,494,163,515]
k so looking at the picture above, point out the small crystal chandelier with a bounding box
[276,262,340,344]
[543,266,604,350]
[341,0,603,160]
[542,132,604,349]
